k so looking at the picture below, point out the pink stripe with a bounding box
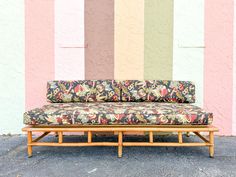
[55,0,85,80]
[204,0,234,135]
[233,0,236,135]
[25,0,54,110]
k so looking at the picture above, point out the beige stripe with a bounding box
[144,0,173,80]
[114,0,144,80]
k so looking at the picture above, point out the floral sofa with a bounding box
[23,80,218,158]
[24,80,213,126]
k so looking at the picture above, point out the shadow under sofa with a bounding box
[22,80,218,158]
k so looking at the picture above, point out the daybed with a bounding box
[22,80,218,157]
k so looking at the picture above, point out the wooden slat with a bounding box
[149,131,153,143]
[178,132,183,143]
[193,132,209,143]
[88,131,92,143]
[22,126,219,132]
[23,125,218,129]
[28,142,118,147]
[123,142,211,147]
[58,132,63,144]
[32,132,50,142]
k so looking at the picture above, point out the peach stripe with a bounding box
[25,0,54,110]
[204,0,234,135]
[115,0,144,80]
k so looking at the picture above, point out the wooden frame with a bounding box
[22,125,218,158]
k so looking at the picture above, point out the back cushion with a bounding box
[120,80,147,101]
[47,80,121,103]
[121,80,195,103]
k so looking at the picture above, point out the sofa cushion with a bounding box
[146,80,195,103]
[121,80,195,103]
[24,102,212,125]
[47,80,121,103]
[121,80,147,101]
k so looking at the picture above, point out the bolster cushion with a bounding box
[47,80,121,103]
[121,80,195,103]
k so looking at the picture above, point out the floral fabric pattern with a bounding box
[47,80,121,103]
[146,80,195,103]
[24,102,212,125]
[121,80,195,103]
[121,80,147,101]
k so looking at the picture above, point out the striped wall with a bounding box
[173,0,204,107]
[115,0,144,80]
[55,0,85,80]
[85,0,114,79]
[25,0,55,111]
[0,0,236,135]
[145,0,173,80]
[205,0,234,136]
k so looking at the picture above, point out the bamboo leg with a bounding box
[118,131,123,158]
[58,131,63,144]
[149,131,153,143]
[209,131,214,158]
[186,132,190,137]
[27,131,33,158]
[88,131,92,143]
[178,132,183,143]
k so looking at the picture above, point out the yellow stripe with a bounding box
[114,0,144,80]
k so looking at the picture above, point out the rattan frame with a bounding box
[22,125,218,158]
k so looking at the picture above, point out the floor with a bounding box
[0,134,235,177]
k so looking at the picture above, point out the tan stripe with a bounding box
[144,0,173,80]
[85,0,114,79]
[114,0,144,80]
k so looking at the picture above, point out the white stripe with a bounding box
[55,0,85,80]
[0,0,25,134]
[173,0,204,106]
[232,0,236,135]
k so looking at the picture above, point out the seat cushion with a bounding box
[24,102,213,125]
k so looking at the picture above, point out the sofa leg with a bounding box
[118,131,123,158]
[209,131,214,158]
[27,131,33,158]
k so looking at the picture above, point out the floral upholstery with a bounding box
[47,80,195,103]
[47,80,121,103]
[121,80,147,101]
[121,80,195,103]
[24,80,209,126]
[24,102,212,125]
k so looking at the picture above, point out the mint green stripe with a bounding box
[144,0,173,80]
